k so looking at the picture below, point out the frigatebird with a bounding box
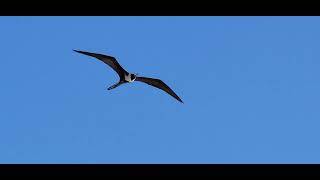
[73,50,183,103]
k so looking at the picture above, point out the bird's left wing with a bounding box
[135,76,183,103]
[73,50,129,78]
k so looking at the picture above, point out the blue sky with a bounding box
[1,16,320,163]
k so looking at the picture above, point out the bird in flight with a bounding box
[73,50,183,103]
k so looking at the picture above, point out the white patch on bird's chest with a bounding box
[125,73,135,82]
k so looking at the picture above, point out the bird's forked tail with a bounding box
[107,81,124,90]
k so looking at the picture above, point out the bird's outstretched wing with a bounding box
[135,76,183,103]
[73,50,129,78]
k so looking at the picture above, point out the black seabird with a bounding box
[73,50,183,103]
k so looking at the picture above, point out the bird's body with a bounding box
[73,50,183,103]
[124,73,137,82]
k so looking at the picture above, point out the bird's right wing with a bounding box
[73,50,129,78]
[135,76,183,103]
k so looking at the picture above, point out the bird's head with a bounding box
[131,73,138,81]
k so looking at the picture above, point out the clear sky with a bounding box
[1,16,320,164]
